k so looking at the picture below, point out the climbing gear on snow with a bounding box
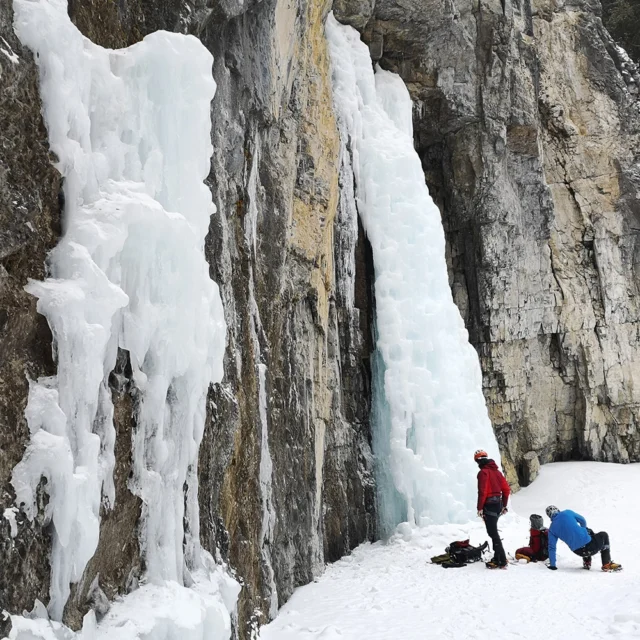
[431,540,489,568]
[602,562,622,572]
[485,561,507,570]
[448,540,489,564]
[430,553,451,564]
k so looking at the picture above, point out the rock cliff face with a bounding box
[1,0,639,636]
[0,4,60,634]
[0,0,375,636]
[347,0,640,488]
[197,0,377,632]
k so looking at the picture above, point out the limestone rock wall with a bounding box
[2,0,640,636]
[351,0,640,487]
[0,0,375,636]
[0,4,60,634]
[197,0,376,632]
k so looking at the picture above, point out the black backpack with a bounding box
[540,529,549,559]
[447,539,489,564]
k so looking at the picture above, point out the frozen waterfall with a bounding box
[326,14,500,532]
[8,0,238,637]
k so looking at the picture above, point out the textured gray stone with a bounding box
[0,2,60,632]
[2,0,640,636]
[0,0,375,636]
[333,0,375,29]
[197,0,376,631]
[359,0,640,488]
[521,451,541,486]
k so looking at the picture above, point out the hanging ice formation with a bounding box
[9,0,239,636]
[326,14,500,533]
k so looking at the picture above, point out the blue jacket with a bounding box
[548,509,591,566]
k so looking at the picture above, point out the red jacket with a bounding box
[476,460,510,511]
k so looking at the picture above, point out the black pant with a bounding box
[573,531,611,566]
[483,510,506,565]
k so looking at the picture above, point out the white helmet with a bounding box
[546,505,560,519]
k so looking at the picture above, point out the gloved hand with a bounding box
[477,510,483,519]
[500,507,508,515]
[547,565,557,571]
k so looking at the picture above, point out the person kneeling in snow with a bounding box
[514,514,549,562]
[474,450,510,569]
[545,505,622,572]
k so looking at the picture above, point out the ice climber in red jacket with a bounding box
[474,449,510,569]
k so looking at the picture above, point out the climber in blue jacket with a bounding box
[546,505,621,572]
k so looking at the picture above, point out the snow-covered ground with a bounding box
[260,462,640,639]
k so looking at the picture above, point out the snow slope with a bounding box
[260,462,640,639]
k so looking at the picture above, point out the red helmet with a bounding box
[473,449,488,461]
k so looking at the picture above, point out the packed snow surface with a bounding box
[326,14,499,530]
[260,461,640,640]
[9,566,239,640]
[9,0,237,636]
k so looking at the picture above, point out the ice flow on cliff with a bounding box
[8,0,238,637]
[326,14,499,532]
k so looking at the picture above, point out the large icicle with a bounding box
[326,14,500,529]
[10,0,238,633]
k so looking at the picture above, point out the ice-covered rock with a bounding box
[357,0,640,483]
[327,14,499,530]
[8,0,236,633]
